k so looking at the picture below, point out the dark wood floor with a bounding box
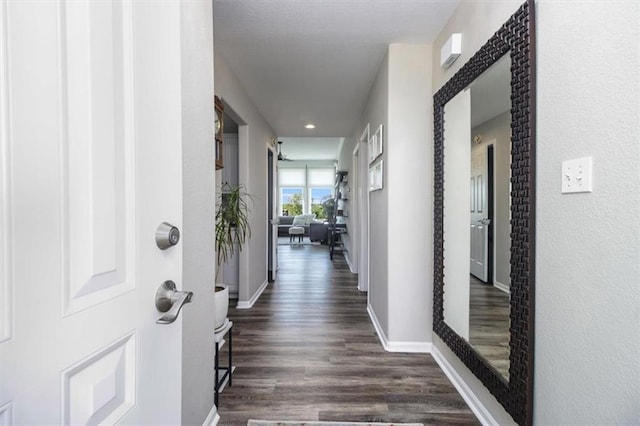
[468,276,510,379]
[217,244,479,425]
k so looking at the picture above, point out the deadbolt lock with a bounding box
[156,222,180,250]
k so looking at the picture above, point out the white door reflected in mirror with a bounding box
[442,53,512,381]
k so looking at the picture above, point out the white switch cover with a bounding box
[562,157,593,193]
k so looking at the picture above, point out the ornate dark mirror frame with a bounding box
[432,1,536,424]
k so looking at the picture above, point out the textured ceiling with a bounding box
[214,0,461,156]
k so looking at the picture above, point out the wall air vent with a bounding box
[441,33,462,69]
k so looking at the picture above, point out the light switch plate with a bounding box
[561,157,593,193]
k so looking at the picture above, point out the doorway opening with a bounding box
[267,148,275,282]
[218,101,249,301]
[487,144,494,285]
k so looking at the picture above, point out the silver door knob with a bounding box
[155,280,193,324]
[156,222,180,250]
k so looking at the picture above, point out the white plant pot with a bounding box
[214,284,229,330]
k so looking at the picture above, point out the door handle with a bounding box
[155,280,193,324]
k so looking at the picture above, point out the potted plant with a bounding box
[215,182,252,329]
[322,197,335,221]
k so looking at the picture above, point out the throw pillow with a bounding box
[292,214,316,226]
[292,215,306,226]
[303,214,315,225]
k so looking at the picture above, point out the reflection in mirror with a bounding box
[442,54,511,381]
[433,2,535,421]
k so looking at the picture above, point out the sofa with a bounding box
[277,214,316,237]
[309,222,330,243]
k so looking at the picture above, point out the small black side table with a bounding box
[214,320,233,406]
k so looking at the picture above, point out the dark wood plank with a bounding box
[468,276,510,379]
[217,245,479,425]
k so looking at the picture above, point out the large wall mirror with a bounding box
[433,1,535,424]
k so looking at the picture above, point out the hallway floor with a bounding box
[217,244,479,425]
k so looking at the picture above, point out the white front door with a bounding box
[1,1,185,423]
[470,144,489,282]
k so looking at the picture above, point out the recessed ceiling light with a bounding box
[305,124,316,129]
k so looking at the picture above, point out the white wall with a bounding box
[180,1,216,424]
[442,89,471,340]
[214,53,276,306]
[534,1,640,423]
[386,44,433,344]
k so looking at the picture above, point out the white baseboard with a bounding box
[493,281,509,293]
[367,305,431,353]
[236,279,268,309]
[202,404,220,426]
[430,344,498,426]
[387,340,431,353]
[358,276,368,293]
[367,305,388,347]
[344,252,356,274]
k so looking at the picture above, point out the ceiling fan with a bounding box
[277,140,293,161]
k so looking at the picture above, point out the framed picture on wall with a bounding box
[369,160,383,192]
[373,124,383,160]
[368,132,378,164]
[368,124,384,164]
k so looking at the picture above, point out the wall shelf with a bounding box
[329,171,348,260]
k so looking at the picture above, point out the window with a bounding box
[278,168,306,215]
[281,188,303,216]
[309,188,332,219]
[278,166,335,217]
[307,168,335,219]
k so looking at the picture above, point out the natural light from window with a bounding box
[281,187,304,216]
[278,167,335,219]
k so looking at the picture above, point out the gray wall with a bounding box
[338,126,370,291]
[180,1,216,424]
[214,52,276,305]
[339,45,433,346]
[431,0,530,422]
[534,1,640,423]
[472,112,511,288]
[431,2,521,92]
[433,0,640,423]
[362,51,390,333]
